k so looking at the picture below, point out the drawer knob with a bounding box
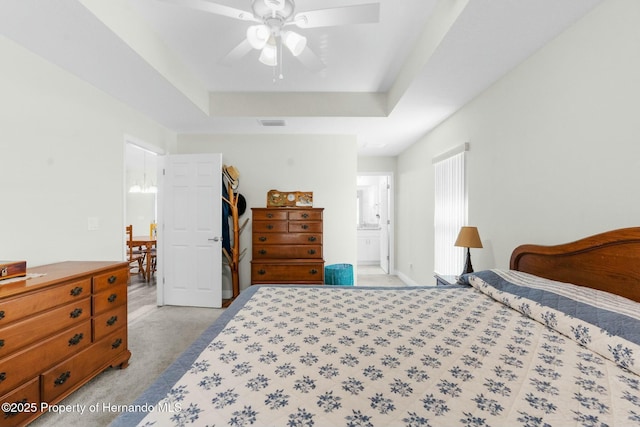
[266,224,274,230]
[259,249,267,255]
[259,236,267,242]
[0,372,5,382]
[0,339,4,348]
[54,371,71,386]
[308,249,316,255]
[107,315,118,326]
[3,398,27,418]
[310,269,318,275]
[267,213,273,218]
[108,293,118,303]
[301,224,309,230]
[112,338,123,349]
[70,308,83,319]
[108,275,117,284]
[70,286,83,297]
[68,333,84,346]
[258,269,266,275]
[302,213,309,218]
[308,236,317,242]
[0,310,4,320]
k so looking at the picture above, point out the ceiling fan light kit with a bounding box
[282,30,306,57]
[161,0,380,77]
[246,24,270,49]
[259,40,278,66]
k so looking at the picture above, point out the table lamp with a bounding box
[454,226,483,275]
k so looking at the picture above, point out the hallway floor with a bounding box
[356,264,405,286]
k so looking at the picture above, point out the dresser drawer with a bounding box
[252,262,324,283]
[253,245,323,259]
[253,233,322,245]
[0,279,90,326]
[93,304,127,341]
[0,377,40,427]
[0,321,91,396]
[92,282,127,315]
[253,209,288,220]
[0,298,91,358]
[252,221,288,233]
[42,328,128,403]
[288,210,322,220]
[92,268,129,293]
[288,221,322,233]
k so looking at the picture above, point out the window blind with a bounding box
[433,146,467,275]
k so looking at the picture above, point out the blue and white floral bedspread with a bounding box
[130,272,640,427]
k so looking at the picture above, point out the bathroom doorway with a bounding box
[357,173,393,275]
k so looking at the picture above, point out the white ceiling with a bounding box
[0,0,602,156]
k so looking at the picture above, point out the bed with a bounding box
[113,227,640,427]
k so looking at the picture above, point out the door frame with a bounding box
[356,172,395,275]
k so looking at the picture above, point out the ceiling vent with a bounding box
[259,119,286,127]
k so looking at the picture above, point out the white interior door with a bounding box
[157,153,222,308]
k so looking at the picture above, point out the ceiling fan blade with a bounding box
[220,39,253,66]
[294,3,380,29]
[159,0,259,22]
[295,46,326,72]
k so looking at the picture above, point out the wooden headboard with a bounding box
[510,227,640,302]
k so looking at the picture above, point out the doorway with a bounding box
[125,143,158,236]
[124,137,161,296]
[357,173,393,275]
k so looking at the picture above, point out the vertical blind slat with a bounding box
[434,152,466,275]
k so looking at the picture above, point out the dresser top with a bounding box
[252,207,323,210]
[0,261,128,299]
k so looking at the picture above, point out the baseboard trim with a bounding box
[395,271,429,287]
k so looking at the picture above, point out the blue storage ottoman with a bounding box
[324,263,354,286]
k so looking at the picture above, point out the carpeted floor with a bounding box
[27,268,404,426]
[28,276,224,427]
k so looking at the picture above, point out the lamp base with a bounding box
[461,247,474,275]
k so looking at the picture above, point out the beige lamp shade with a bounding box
[454,226,483,248]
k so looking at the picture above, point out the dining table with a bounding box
[130,236,156,281]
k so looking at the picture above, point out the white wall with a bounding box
[177,134,358,293]
[126,193,156,235]
[0,36,175,266]
[357,156,397,174]
[395,0,640,284]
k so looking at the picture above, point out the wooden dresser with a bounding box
[251,208,324,284]
[0,261,130,426]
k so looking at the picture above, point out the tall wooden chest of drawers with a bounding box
[0,261,130,426]
[251,208,324,284]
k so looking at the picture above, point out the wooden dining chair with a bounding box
[150,245,157,277]
[126,225,146,280]
[149,223,157,276]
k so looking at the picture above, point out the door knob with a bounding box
[208,237,222,242]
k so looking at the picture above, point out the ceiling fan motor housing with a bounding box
[252,0,294,22]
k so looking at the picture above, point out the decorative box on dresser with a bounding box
[251,208,324,284]
[0,261,130,426]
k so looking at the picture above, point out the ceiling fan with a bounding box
[159,0,380,74]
